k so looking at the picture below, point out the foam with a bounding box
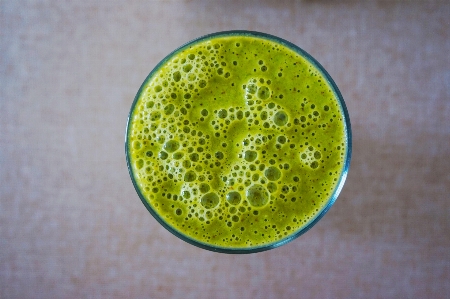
[128,35,347,248]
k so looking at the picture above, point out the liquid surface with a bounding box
[127,34,347,249]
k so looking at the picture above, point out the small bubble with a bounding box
[173,152,184,160]
[199,80,207,88]
[164,104,175,115]
[199,183,210,193]
[277,136,286,144]
[132,141,141,150]
[183,64,193,72]
[247,84,257,94]
[265,166,281,181]
[189,153,199,162]
[310,161,319,169]
[173,71,181,82]
[215,151,224,160]
[154,85,162,92]
[273,111,288,126]
[324,105,329,111]
[257,86,270,100]
[244,150,257,162]
[159,151,168,160]
[184,170,197,182]
[218,109,228,118]
[201,192,219,209]
[164,140,179,152]
[247,184,269,207]
[314,151,322,159]
[226,191,241,205]
[136,159,144,169]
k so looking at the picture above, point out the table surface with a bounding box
[1,1,449,298]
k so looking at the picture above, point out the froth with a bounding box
[128,35,347,248]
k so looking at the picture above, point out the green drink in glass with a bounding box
[126,31,351,253]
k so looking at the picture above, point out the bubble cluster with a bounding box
[128,35,347,248]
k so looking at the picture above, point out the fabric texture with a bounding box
[1,1,449,298]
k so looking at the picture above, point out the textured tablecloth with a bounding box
[1,1,449,298]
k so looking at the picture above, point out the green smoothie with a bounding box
[126,31,350,252]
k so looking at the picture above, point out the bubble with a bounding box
[247,184,269,207]
[199,183,210,193]
[277,136,287,144]
[232,215,240,222]
[132,141,141,150]
[244,150,257,162]
[261,65,267,72]
[265,166,281,181]
[201,109,209,116]
[310,161,319,169]
[183,64,193,72]
[182,190,191,198]
[155,85,162,92]
[257,86,270,100]
[201,192,219,209]
[218,109,228,118]
[164,140,179,152]
[188,53,195,60]
[247,84,257,94]
[226,191,241,205]
[273,111,289,126]
[159,151,168,160]
[236,110,244,120]
[173,71,181,82]
[324,105,329,111]
[173,152,184,160]
[146,150,153,157]
[199,80,207,88]
[189,153,199,162]
[314,151,321,159]
[188,73,196,81]
[175,208,182,215]
[215,151,224,160]
[163,104,175,115]
[151,111,161,121]
[267,182,277,193]
[136,159,144,169]
[184,170,197,182]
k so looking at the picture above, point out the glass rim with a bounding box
[125,30,352,254]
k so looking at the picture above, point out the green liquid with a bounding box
[127,33,348,249]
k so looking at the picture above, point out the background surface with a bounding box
[1,1,449,298]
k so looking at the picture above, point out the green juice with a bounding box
[126,31,350,252]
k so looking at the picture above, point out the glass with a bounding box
[125,31,351,253]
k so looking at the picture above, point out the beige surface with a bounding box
[1,1,449,298]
